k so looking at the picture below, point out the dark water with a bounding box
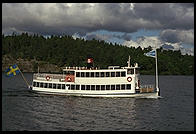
[2,73,194,131]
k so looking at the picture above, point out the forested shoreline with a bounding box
[2,33,194,75]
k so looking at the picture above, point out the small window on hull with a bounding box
[49,83,52,88]
[44,83,48,88]
[53,84,56,89]
[76,72,80,77]
[86,85,90,90]
[86,72,89,77]
[81,85,85,90]
[33,82,36,87]
[62,84,65,89]
[96,72,99,77]
[111,85,115,90]
[71,85,75,90]
[106,72,110,77]
[36,82,40,87]
[101,85,105,90]
[91,85,95,90]
[96,85,100,90]
[57,84,61,89]
[116,85,120,90]
[121,72,126,77]
[76,85,80,90]
[106,85,110,90]
[121,84,125,90]
[126,84,131,90]
[91,72,94,77]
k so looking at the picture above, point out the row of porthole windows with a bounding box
[76,71,126,77]
[33,82,131,90]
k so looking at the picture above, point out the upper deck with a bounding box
[33,64,140,84]
[33,56,140,84]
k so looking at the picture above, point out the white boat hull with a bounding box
[31,87,159,98]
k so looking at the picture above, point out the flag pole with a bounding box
[18,67,30,88]
[155,49,160,96]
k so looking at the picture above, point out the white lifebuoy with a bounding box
[127,77,132,82]
[46,76,50,81]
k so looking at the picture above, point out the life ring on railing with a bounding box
[66,76,72,82]
[127,77,132,82]
[46,76,50,81]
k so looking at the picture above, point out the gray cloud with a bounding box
[133,3,194,30]
[160,29,194,45]
[2,3,194,35]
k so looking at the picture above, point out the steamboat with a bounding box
[31,56,160,98]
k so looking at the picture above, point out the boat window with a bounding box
[76,85,80,90]
[126,84,131,90]
[48,83,52,88]
[81,72,85,77]
[33,82,36,87]
[111,85,115,90]
[76,72,80,77]
[96,85,100,90]
[86,72,89,77]
[121,72,126,77]
[62,84,65,89]
[71,85,75,90]
[116,72,120,77]
[81,85,85,90]
[53,83,56,89]
[106,85,110,90]
[121,84,125,90]
[106,72,110,77]
[127,69,134,74]
[101,72,104,77]
[36,82,39,87]
[40,82,43,88]
[86,85,90,90]
[91,85,95,90]
[57,84,61,89]
[96,72,99,77]
[111,72,115,77]
[101,85,105,90]
[116,85,120,90]
[44,83,48,88]
[91,72,94,77]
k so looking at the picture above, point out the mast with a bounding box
[155,49,160,96]
[127,55,131,67]
[18,67,30,88]
[38,66,39,74]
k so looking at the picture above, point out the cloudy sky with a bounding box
[2,3,194,55]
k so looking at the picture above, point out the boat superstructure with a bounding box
[31,56,158,97]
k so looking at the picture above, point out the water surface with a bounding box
[2,74,194,131]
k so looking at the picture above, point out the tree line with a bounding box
[2,33,194,75]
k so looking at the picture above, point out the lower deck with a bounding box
[32,81,132,91]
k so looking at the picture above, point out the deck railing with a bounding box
[140,84,155,93]
[33,73,64,80]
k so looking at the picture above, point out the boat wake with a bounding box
[137,95,163,99]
